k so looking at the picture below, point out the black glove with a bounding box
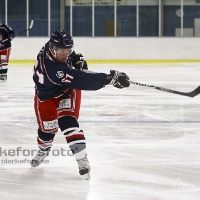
[72,53,88,71]
[8,34,14,41]
[105,70,130,89]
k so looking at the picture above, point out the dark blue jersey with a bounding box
[33,43,108,101]
[0,24,14,50]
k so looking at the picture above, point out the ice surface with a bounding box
[0,63,200,200]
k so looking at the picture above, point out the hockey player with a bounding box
[0,20,14,80]
[31,30,130,179]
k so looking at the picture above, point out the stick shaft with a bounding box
[15,20,34,36]
[129,80,200,98]
[2,20,34,42]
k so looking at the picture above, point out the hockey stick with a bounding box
[129,81,200,98]
[2,20,34,42]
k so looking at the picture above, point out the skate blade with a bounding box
[83,173,90,180]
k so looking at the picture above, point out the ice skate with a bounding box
[30,150,50,167]
[77,154,91,180]
[0,74,7,81]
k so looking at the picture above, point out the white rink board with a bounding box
[10,37,200,60]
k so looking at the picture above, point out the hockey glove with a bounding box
[8,34,14,41]
[72,53,88,71]
[105,70,130,89]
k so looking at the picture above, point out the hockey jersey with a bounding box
[33,42,108,101]
[0,24,14,50]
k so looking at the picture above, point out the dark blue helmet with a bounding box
[49,30,74,49]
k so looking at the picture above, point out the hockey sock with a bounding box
[58,116,86,160]
[37,129,55,151]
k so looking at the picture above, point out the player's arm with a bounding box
[3,24,15,41]
[57,67,130,90]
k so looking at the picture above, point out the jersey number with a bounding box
[62,74,73,83]
[34,60,44,84]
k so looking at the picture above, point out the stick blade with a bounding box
[185,85,200,97]
[193,85,200,97]
[29,20,34,29]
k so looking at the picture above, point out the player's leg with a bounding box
[0,50,3,80]
[58,89,90,179]
[31,95,58,167]
[0,48,11,80]
[58,116,90,179]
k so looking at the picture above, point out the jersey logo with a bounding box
[56,71,64,78]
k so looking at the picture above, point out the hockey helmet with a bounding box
[49,30,74,57]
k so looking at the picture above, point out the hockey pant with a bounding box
[34,89,87,160]
[0,48,11,75]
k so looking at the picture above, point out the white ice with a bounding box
[0,63,200,200]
